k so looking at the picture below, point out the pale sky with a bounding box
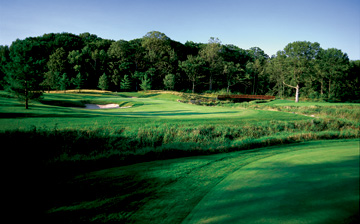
[0,0,359,59]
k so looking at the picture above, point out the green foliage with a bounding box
[140,74,151,91]
[72,72,85,91]
[222,61,244,93]
[199,37,223,91]
[0,32,358,102]
[98,73,109,90]
[59,73,70,92]
[47,47,67,73]
[163,73,175,90]
[120,74,132,90]
[179,55,205,93]
[5,38,45,108]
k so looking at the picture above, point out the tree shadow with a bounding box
[113,110,238,117]
[185,155,359,223]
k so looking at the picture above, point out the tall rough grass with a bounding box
[2,118,358,170]
[234,103,360,123]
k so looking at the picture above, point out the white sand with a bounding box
[84,104,131,109]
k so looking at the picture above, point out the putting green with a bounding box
[183,140,359,224]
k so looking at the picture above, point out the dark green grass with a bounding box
[183,139,359,224]
[0,90,359,165]
[1,91,359,223]
[39,139,359,223]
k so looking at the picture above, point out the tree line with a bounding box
[0,31,359,108]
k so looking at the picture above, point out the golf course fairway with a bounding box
[183,140,359,224]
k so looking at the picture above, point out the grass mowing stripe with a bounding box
[183,139,359,224]
[45,139,358,223]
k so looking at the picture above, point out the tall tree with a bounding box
[47,47,67,74]
[142,31,173,89]
[199,37,223,91]
[246,59,265,95]
[246,47,268,95]
[179,55,205,93]
[316,48,349,99]
[0,45,10,89]
[5,39,44,109]
[72,73,85,92]
[108,40,133,88]
[282,41,321,102]
[267,52,287,98]
[345,60,360,100]
[42,47,68,91]
[222,61,244,94]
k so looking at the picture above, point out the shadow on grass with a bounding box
[0,112,96,119]
[44,170,158,223]
[0,109,240,119]
[185,155,359,224]
[112,110,239,117]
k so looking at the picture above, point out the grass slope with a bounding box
[183,139,360,224]
[1,91,359,223]
[43,139,359,223]
[0,91,310,130]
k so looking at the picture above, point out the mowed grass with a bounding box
[183,139,360,224]
[1,91,359,223]
[0,91,310,130]
[44,139,359,223]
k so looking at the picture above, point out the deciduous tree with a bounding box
[5,39,44,109]
[199,37,223,91]
[163,73,175,90]
[222,61,244,94]
[179,55,205,93]
[282,41,321,102]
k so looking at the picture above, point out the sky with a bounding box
[0,0,359,60]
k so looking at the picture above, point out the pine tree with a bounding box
[59,73,70,93]
[120,75,132,90]
[98,73,109,90]
[140,74,151,91]
[5,39,43,109]
[72,73,85,92]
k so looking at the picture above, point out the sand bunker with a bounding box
[84,104,131,109]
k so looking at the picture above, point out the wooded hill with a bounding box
[0,31,359,107]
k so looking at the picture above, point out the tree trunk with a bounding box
[192,81,195,93]
[252,74,256,95]
[25,97,29,109]
[25,80,29,109]
[328,78,331,99]
[295,84,299,103]
[227,83,230,94]
[209,76,213,91]
[283,81,300,103]
[320,80,323,96]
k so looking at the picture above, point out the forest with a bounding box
[0,31,359,107]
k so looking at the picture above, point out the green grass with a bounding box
[183,139,359,224]
[1,90,359,223]
[42,139,359,223]
[0,91,312,130]
[0,90,359,165]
